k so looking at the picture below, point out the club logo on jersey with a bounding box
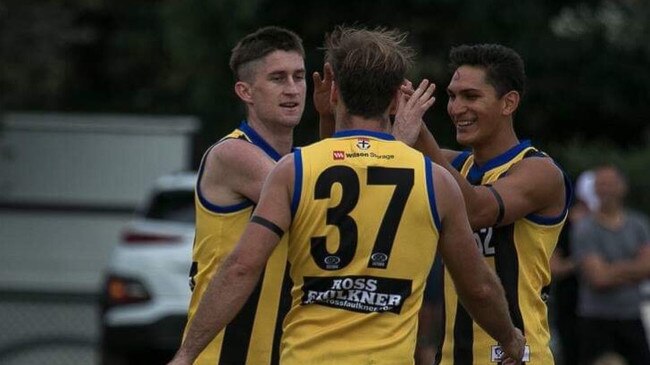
[356,137,371,150]
[333,151,345,160]
[302,275,412,314]
[490,345,530,362]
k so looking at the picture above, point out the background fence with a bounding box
[0,291,98,365]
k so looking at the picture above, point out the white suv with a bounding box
[100,172,196,364]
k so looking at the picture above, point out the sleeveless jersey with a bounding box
[283,129,442,365]
[437,140,571,365]
[185,121,291,365]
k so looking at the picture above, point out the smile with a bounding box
[456,120,475,127]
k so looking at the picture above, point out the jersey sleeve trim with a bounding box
[425,157,442,231]
[290,149,303,218]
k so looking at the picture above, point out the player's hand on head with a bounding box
[392,79,436,146]
[390,79,414,115]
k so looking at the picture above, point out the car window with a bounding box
[145,189,195,223]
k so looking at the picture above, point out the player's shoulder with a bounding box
[511,150,564,183]
[206,137,271,166]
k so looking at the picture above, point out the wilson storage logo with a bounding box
[301,275,412,314]
[331,150,395,161]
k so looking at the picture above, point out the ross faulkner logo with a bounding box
[356,137,371,150]
[333,151,345,160]
[301,275,412,314]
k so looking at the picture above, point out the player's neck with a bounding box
[335,113,391,134]
[472,127,519,166]
[246,118,294,156]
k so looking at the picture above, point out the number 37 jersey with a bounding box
[283,130,442,365]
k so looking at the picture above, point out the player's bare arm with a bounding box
[408,122,565,229]
[169,156,294,365]
[200,138,277,205]
[434,164,524,363]
[249,154,295,233]
[483,156,566,226]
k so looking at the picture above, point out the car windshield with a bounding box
[145,189,195,223]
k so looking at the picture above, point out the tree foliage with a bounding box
[1,0,649,159]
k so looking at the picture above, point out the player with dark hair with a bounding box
[394,43,571,364]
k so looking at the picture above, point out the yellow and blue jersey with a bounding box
[282,129,442,365]
[185,121,291,365]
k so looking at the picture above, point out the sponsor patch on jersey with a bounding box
[333,151,345,160]
[356,137,371,150]
[341,152,395,160]
[490,344,530,362]
[301,275,412,314]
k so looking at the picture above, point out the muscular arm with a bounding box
[169,157,295,365]
[415,125,566,230]
[200,139,277,205]
[434,165,524,361]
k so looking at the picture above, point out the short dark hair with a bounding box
[325,26,414,119]
[229,26,304,81]
[449,44,526,98]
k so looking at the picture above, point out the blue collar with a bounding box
[332,129,396,141]
[472,140,532,172]
[238,120,284,162]
[466,140,532,185]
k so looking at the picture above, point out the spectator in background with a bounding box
[572,164,650,365]
[550,170,598,365]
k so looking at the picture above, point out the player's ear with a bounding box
[235,81,253,104]
[501,90,520,116]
